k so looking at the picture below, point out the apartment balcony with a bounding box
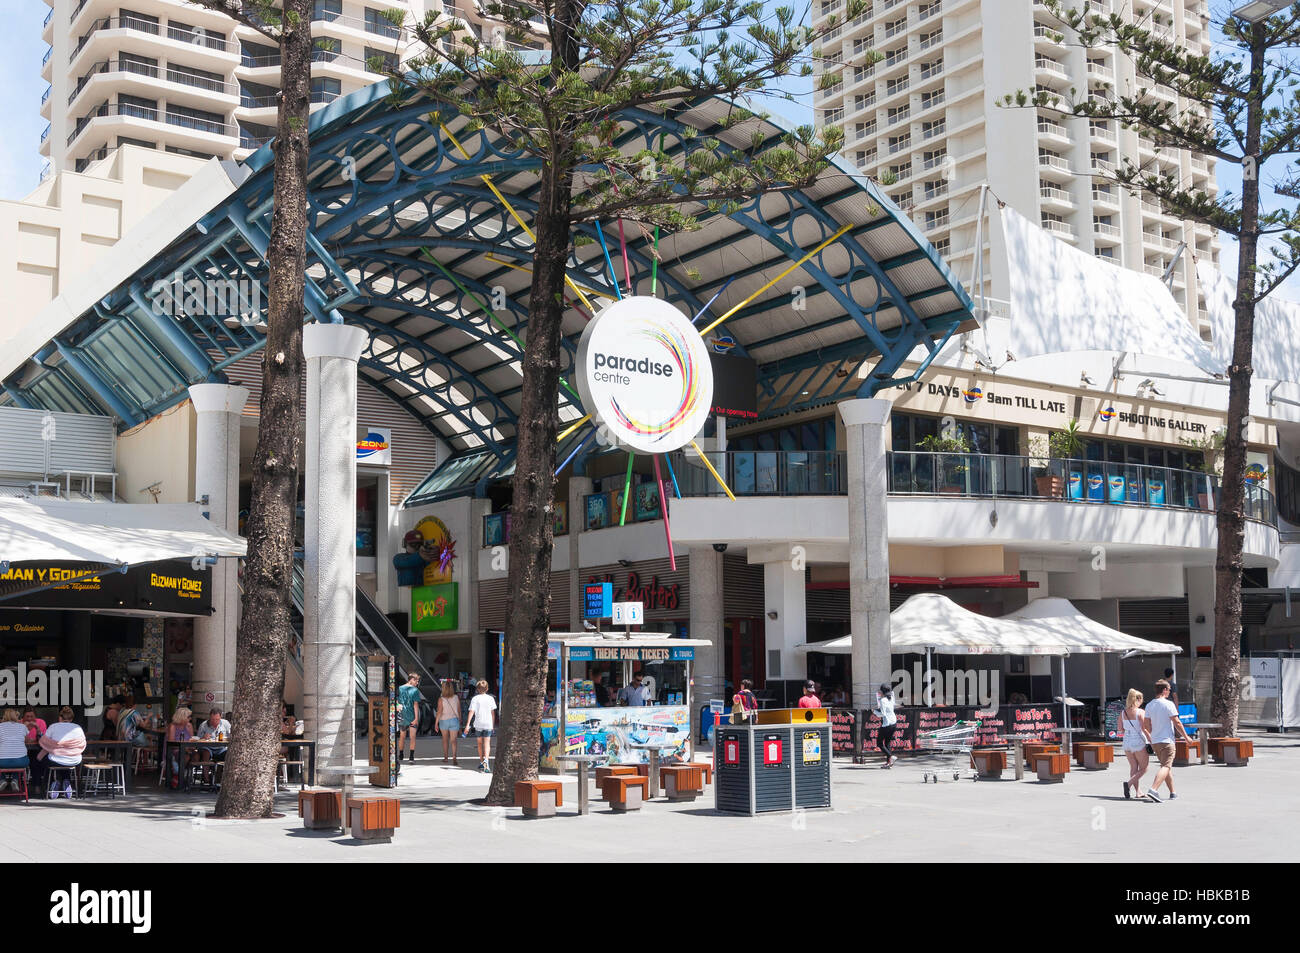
[42,45,53,82]
[65,101,237,153]
[1087,61,1114,84]
[1037,153,1072,180]
[918,1,943,22]
[1032,23,1062,46]
[1039,184,1075,209]
[921,119,946,140]
[1093,221,1122,241]
[1089,123,1116,144]
[1091,187,1119,208]
[1041,218,1076,241]
[71,15,237,74]
[919,30,944,52]
[69,61,238,113]
[1036,118,1070,145]
[1034,56,1070,80]
[40,85,52,120]
[883,19,908,39]
[1190,156,1209,174]
[42,6,54,43]
[1144,233,1183,252]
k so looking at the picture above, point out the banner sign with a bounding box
[411,582,458,632]
[0,560,211,615]
[583,582,612,619]
[856,703,1063,754]
[357,426,391,465]
[540,704,690,768]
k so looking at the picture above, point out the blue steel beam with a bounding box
[53,344,140,424]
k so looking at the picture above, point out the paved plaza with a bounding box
[1,730,1295,863]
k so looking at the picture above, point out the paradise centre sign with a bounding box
[576,296,714,453]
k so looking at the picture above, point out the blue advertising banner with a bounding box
[584,582,612,619]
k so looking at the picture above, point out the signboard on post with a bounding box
[583,582,613,619]
[611,601,644,626]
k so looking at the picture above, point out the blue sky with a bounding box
[1,2,55,201]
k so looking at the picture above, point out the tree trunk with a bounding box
[213,2,312,818]
[483,0,583,806]
[1210,24,1265,740]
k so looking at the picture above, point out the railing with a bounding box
[920,59,943,79]
[922,119,945,139]
[921,151,947,170]
[919,91,944,110]
[1040,184,1071,203]
[671,451,850,498]
[1035,56,1068,76]
[925,209,949,228]
[1092,187,1117,203]
[919,1,942,21]
[45,8,54,28]
[69,60,161,105]
[42,47,52,67]
[1037,118,1068,138]
[885,77,909,98]
[919,30,943,51]
[166,24,229,50]
[1094,221,1121,238]
[1041,218,1075,238]
[166,68,234,94]
[887,136,911,154]
[40,162,51,183]
[166,110,232,135]
[40,124,51,144]
[884,18,907,38]
[240,134,273,150]
[72,15,158,60]
[67,102,235,144]
[71,0,90,22]
[1038,153,1069,172]
[41,87,51,106]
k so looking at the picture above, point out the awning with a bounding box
[797,593,1181,657]
[1002,597,1182,656]
[0,498,245,568]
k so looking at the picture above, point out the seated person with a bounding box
[33,706,85,796]
[22,707,48,743]
[100,696,127,740]
[193,707,230,785]
[0,709,30,792]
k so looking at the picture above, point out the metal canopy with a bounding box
[1,77,973,459]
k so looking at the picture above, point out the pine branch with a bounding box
[186,0,282,42]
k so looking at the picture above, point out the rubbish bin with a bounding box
[714,708,832,815]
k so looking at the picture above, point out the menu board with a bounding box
[830,708,856,754]
[1103,700,1126,740]
[859,703,1063,754]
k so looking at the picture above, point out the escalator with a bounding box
[287,562,441,722]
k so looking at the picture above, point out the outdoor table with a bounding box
[625,743,678,799]
[317,765,377,810]
[160,739,232,790]
[1048,726,1086,759]
[1001,734,1040,781]
[555,754,605,816]
[280,739,317,785]
[1185,723,1222,764]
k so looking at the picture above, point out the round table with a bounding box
[1048,726,1087,759]
[625,743,678,799]
[1184,723,1222,764]
[555,755,604,815]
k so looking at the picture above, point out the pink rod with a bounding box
[653,454,676,571]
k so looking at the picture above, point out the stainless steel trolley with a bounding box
[916,720,981,783]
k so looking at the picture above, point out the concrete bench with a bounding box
[346,796,400,842]
[1220,738,1254,766]
[600,774,649,812]
[659,764,705,802]
[594,765,637,800]
[514,779,564,818]
[1021,742,1060,769]
[971,748,1007,779]
[1174,739,1200,767]
[298,789,344,830]
[1073,742,1114,771]
[1033,752,1070,783]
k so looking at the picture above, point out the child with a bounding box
[463,680,497,773]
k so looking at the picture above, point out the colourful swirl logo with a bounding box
[962,387,983,403]
[608,322,702,442]
[1099,406,1116,421]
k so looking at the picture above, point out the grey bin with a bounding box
[714,709,832,815]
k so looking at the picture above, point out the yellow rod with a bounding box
[440,122,597,313]
[484,254,616,301]
[689,439,736,502]
[699,224,854,337]
[557,414,591,443]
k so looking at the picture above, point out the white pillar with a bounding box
[689,545,726,741]
[302,323,368,780]
[763,558,806,684]
[188,383,249,714]
[840,398,892,707]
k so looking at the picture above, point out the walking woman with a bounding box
[730,678,758,723]
[1121,688,1151,800]
[436,680,461,765]
[874,683,898,768]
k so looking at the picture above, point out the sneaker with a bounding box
[1123,781,1131,799]
[1146,790,1162,803]
[48,785,60,799]
[63,780,75,799]
[1168,793,1178,800]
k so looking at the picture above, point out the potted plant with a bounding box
[917,432,972,494]
[1044,420,1087,500]
[1181,430,1225,510]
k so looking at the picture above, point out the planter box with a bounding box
[1035,474,1064,498]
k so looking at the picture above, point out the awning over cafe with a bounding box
[0,498,245,570]
[796,593,1182,657]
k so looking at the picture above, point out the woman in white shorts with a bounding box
[1121,688,1152,800]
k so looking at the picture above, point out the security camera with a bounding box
[712,543,728,554]
[1080,372,1096,387]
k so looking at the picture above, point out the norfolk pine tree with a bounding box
[382,0,871,804]
[188,0,313,818]
[1002,1,1300,736]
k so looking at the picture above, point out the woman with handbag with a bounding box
[1120,688,1152,800]
[730,679,758,724]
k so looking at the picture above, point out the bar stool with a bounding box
[277,756,306,792]
[0,767,29,802]
[81,762,126,799]
[44,764,79,799]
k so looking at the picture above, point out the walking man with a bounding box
[1144,678,1190,803]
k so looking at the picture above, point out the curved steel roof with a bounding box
[1,78,974,462]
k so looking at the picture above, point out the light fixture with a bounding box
[766,610,779,620]
[712,543,728,553]
[617,558,632,567]
[1195,614,1206,624]
[1233,0,1290,23]
[1080,371,1096,387]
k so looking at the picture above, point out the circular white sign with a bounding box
[575,296,714,453]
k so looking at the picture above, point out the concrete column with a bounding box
[188,382,249,714]
[1186,565,1215,696]
[689,545,726,745]
[763,558,806,684]
[840,398,892,707]
[568,475,592,630]
[301,323,368,781]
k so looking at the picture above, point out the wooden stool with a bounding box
[514,780,564,818]
[346,796,400,842]
[1221,739,1254,766]
[684,762,714,784]
[298,789,344,830]
[1206,737,1227,763]
[600,774,649,812]
[659,764,705,802]
[594,765,637,800]
[1074,742,1114,771]
[971,748,1007,779]
[1173,739,1200,767]
[80,762,126,799]
[44,764,80,799]
[1021,742,1060,769]
[1033,752,1070,783]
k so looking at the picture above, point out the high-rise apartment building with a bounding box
[814,0,1219,336]
[40,0,537,178]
